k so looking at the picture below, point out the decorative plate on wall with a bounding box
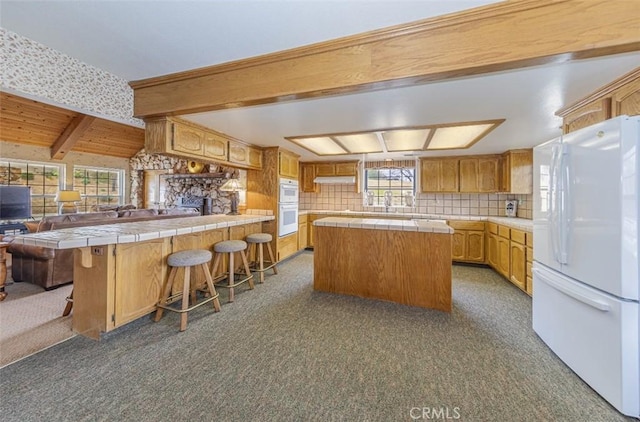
[187,161,204,173]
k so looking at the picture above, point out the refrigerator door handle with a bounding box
[533,268,611,312]
[549,144,561,263]
[558,143,570,264]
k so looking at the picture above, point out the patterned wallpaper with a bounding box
[0,28,143,127]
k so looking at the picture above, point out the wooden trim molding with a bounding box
[51,114,96,159]
[131,0,640,118]
[556,66,640,117]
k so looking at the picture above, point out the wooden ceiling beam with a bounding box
[50,114,96,159]
[130,0,640,119]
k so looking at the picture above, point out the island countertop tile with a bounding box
[314,217,453,234]
[10,214,275,249]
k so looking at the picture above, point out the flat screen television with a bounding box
[0,186,32,220]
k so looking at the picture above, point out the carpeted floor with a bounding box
[0,281,74,368]
[0,251,634,421]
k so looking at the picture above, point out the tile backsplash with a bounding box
[299,185,532,219]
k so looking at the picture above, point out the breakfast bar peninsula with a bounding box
[10,214,274,339]
[313,217,453,312]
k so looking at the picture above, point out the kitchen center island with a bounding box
[10,214,274,339]
[313,217,453,312]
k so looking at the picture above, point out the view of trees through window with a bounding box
[0,160,62,218]
[73,167,123,212]
[364,167,415,207]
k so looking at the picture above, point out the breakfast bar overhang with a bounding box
[313,217,453,312]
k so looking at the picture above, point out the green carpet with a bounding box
[0,251,632,421]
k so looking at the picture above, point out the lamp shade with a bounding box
[219,179,245,192]
[55,190,81,202]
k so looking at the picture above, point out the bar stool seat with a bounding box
[211,240,254,302]
[246,233,278,283]
[155,249,221,331]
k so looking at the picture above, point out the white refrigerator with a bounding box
[533,115,640,417]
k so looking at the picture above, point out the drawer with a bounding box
[498,225,510,239]
[526,231,533,247]
[510,229,526,245]
[448,220,485,231]
[488,222,498,234]
[527,246,533,263]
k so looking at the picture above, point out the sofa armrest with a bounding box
[7,243,56,260]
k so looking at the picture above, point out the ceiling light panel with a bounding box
[427,123,494,150]
[333,133,383,153]
[382,129,430,151]
[290,137,347,155]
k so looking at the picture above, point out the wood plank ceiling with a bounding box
[0,92,145,159]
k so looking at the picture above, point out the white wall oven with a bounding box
[278,178,299,237]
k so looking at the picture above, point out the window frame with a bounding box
[364,166,416,208]
[73,165,125,212]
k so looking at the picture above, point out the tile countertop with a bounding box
[300,210,532,232]
[313,217,454,234]
[10,214,275,250]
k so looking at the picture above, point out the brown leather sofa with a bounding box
[6,208,199,290]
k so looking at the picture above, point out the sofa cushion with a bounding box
[117,209,158,218]
[38,211,118,231]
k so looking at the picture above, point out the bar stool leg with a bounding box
[62,289,74,316]
[200,263,221,312]
[180,266,191,331]
[257,243,265,283]
[266,242,278,275]
[228,252,235,302]
[241,250,255,290]
[155,266,178,322]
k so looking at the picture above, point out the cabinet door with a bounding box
[228,141,249,165]
[248,147,263,169]
[335,162,357,176]
[301,164,317,193]
[420,159,439,192]
[315,163,335,177]
[497,236,510,278]
[458,158,478,192]
[466,230,485,262]
[172,123,204,156]
[439,158,459,192]
[143,169,170,209]
[488,233,498,268]
[562,98,611,134]
[509,241,526,290]
[279,151,299,178]
[298,222,308,250]
[451,230,466,261]
[114,238,169,327]
[478,157,499,192]
[611,77,640,117]
[203,133,227,161]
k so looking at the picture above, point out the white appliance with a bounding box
[278,178,299,237]
[532,115,639,417]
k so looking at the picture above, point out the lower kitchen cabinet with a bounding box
[448,221,485,263]
[298,215,308,250]
[509,229,527,291]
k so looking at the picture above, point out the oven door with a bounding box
[278,203,299,237]
[279,181,299,203]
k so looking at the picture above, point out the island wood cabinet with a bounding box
[279,150,299,179]
[144,117,262,170]
[557,67,640,134]
[448,220,485,263]
[499,150,533,194]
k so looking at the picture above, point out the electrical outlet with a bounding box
[92,247,104,256]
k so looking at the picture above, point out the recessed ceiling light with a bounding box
[333,133,382,153]
[290,137,347,155]
[426,123,495,150]
[382,129,430,151]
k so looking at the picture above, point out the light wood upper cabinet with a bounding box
[420,157,459,193]
[459,156,499,193]
[278,150,299,179]
[301,163,317,193]
[203,132,228,161]
[557,67,640,133]
[500,149,532,194]
[144,117,262,170]
[335,162,357,176]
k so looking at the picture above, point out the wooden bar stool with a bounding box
[210,240,254,303]
[246,233,278,283]
[155,249,221,331]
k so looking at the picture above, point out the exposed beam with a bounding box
[51,114,95,159]
[131,0,640,119]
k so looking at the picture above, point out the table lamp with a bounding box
[55,190,81,214]
[219,178,245,215]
